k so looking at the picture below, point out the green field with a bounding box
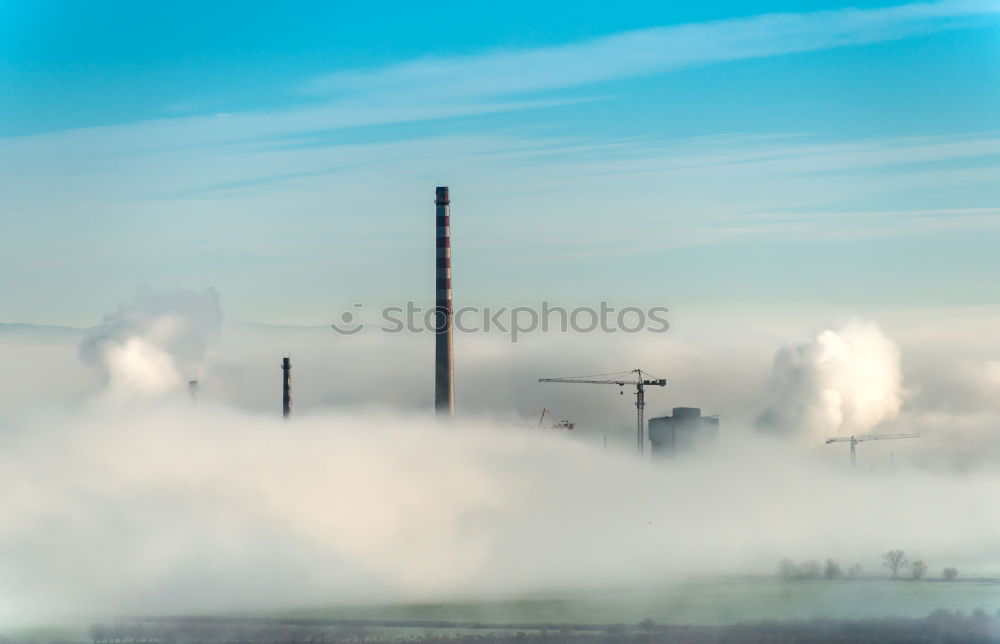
[285,577,1000,627]
[7,577,1000,642]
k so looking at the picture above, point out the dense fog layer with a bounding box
[0,291,998,625]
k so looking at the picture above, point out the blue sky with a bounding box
[1,0,999,325]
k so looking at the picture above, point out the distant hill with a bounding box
[0,322,85,338]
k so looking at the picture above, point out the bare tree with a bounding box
[882,550,909,578]
[89,625,107,644]
[800,559,822,579]
[911,560,928,580]
[605,623,627,638]
[778,558,800,580]
[943,567,959,581]
[848,563,863,578]
[824,558,842,579]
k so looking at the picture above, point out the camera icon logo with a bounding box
[330,303,365,335]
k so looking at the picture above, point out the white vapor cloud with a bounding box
[79,289,222,397]
[309,1,1000,99]
[757,321,904,439]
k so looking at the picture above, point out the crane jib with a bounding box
[538,369,667,455]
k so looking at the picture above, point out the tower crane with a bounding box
[825,433,919,469]
[538,369,666,455]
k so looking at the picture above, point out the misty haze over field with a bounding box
[1,290,999,626]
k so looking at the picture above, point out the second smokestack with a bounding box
[434,187,455,416]
[282,356,291,419]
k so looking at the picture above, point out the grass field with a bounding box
[6,576,1000,642]
[281,577,1000,627]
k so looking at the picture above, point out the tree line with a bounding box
[778,550,960,581]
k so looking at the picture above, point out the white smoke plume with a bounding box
[757,321,904,439]
[79,289,222,397]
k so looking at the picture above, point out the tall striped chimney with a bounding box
[434,186,455,416]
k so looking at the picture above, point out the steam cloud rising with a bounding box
[757,321,904,439]
[79,289,222,397]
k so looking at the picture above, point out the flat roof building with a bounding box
[648,407,719,458]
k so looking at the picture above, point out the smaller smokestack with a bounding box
[188,379,198,404]
[281,357,291,419]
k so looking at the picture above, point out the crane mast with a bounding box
[539,369,666,455]
[825,433,919,469]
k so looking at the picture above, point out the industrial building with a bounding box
[648,407,719,458]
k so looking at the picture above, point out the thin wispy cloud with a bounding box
[2,0,994,154]
[308,0,1000,99]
